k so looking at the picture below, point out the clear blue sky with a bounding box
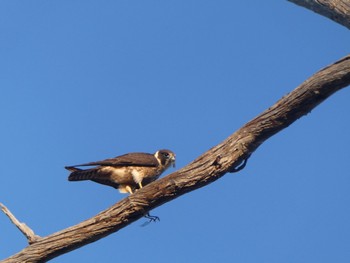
[1,1,350,262]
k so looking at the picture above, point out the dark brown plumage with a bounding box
[66,149,175,194]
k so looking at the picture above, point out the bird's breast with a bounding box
[99,166,161,185]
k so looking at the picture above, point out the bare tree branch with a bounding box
[0,203,40,245]
[2,1,350,262]
[288,0,350,29]
[2,53,350,263]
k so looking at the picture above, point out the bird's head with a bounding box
[155,149,176,170]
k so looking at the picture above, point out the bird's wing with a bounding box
[65,152,158,170]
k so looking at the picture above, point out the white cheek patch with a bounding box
[131,170,142,184]
[154,151,162,166]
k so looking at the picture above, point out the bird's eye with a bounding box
[162,152,170,158]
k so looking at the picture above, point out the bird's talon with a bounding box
[144,213,160,222]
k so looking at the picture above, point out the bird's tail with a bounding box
[66,167,98,181]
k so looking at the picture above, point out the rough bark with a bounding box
[288,0,350,29]
[2,55,350,263]
[2,1,350,262]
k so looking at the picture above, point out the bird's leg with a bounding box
[141,213,160,227]
[144,213,160,223]
[127,181,159,224]
[145,214,159,222]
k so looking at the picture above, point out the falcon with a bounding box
[65,149,176,194]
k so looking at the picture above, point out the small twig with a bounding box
[0,203,41,244]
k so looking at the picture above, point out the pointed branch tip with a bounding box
[0,202,41,244]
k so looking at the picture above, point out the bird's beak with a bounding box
[171,156,176,168]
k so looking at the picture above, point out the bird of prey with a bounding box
[65,149,176,194]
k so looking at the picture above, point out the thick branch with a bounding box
[288,0,350,29]
[2,54,350,263]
